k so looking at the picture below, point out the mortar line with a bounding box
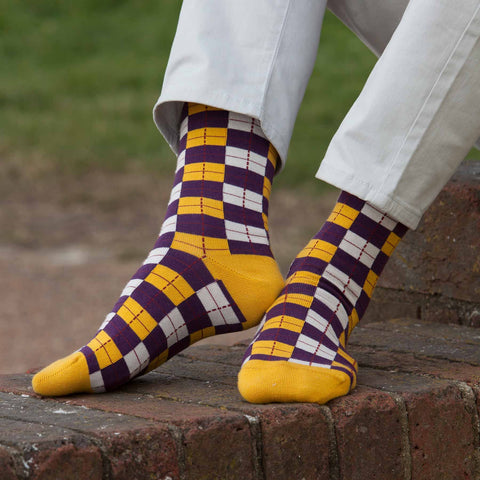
[168,424,186,480]
[389,392,412,480]
[319,405,340,480]
[452,380,480,475]
[243,414,265,480]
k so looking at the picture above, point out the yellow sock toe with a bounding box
[237,360,354,404]
[32,352,92,396]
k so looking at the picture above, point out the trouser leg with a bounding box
[154,0,327,165]
[155,0,480,230]
[328,0,480,153]
[327,0,409,56]
[319,0,480,228]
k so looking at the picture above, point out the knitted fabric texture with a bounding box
[238,191,408,404]
[33,103,284,396]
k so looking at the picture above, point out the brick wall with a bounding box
[365,160,480,326]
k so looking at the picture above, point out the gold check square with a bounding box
[348,308,360,334]
[146,349,169,372]
[267,144,279,168]
[171,232,230,257]
[186,127,227,148]
[298,239,337,263]
[146,264,195,305]
[177,196,224,219]
[328,203,359,229]
[189,326,216,344]
[252,340,294,359]
[288,271,321,287]
[382,232,401,256]
[284,292,313,308]
[183,162,225,183]
[262,177,272,200]
[188,103,221,115]
[264,315,304,334]
[117,297,157,341]
[363,270,378,298]
[87,330,123,369]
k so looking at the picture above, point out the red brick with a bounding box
[330,387,405,480]
[2,328,480,480]
[353,345,480,385]
[181,344,246,367]
[471,384,480,416]
[32,445,103,480]
[422,304,467,325]
[350,319,480,365]
[120,372,247,411]
[363,289,420,325]
[62,390,237,423]
[158,354,238,386]
[0,447,17,480]
[0,374,34,396]
[363,161,480,325]
[0,391,181,480]
[380,162,480,303]
[353,353,480,480]
[259,404,331,480]
[403,383,477,480]
[182,415,255,480]
[97,426,179,480]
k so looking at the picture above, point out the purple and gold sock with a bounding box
[33,103,284,396]
[238,191,408,404]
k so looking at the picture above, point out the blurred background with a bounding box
[1,1,477,374]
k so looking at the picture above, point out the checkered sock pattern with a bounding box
[32,103,284,396]
[238,191,408,404]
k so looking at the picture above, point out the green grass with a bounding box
[0,0,181,173]
[286,14,376,187]
[1,2,477,189]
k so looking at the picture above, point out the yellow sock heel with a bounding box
[238,360,354,404]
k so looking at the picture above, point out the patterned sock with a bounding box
[33,103,284,396]
[238,191,408,404]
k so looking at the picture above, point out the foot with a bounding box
[238,192,407,404]
[32,104,284,396]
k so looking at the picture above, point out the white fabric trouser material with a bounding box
[154,0,480,229]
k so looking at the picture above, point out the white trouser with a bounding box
[154,0,480,229]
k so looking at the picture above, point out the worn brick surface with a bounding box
[98,427,179,480]
[365,160,480,325]
[0,392,166,434]
[353,345,480,384]
[350,318,480,365]
[120,368,247,411]
[0,373,34,395]
[330,387,405,480]
[469,385,480,430]
[61,390,239,424]
[160,353,239,385]
[181,344,246,368]
[382,161,480,301]
[182,415,255,480]
[359,369,479,480]
[0,447,17,480]
[2,319,480,479]
[365,288,480,326]
[259,404,331,480]
[0,393,180,479]
[32,444,103,480]
[0,417,104,479]
[405,384,479,480]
